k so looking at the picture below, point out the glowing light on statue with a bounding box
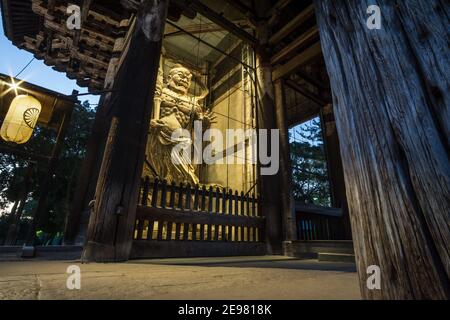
[0,95,42,144]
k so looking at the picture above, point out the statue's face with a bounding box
[168,67,192,95]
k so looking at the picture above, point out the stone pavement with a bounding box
[0,256,361,300]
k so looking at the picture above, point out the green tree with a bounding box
[290,117,331,206]
[0,101,95,244]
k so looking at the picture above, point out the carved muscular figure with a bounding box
[145,64,215,185]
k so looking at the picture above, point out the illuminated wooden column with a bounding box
[82,0,169,262]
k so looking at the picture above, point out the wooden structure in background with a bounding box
[1,0,448,299]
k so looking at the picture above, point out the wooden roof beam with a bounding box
[285,78,327,106]
[189,0,257,46]
[293,69,329,91]
[73,0,93,47]
[271,25,319,65]
[224,0,257,27]
[272,41,322,81]
[269,3,315,45]
[269,0,294,16]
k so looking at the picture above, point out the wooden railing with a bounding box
[296,203,351,240]
[134,177,264,243]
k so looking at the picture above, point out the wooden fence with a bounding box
[296,203,351,240]
[131,177,265,258]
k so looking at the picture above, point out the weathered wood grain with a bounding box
[314,0,450,299]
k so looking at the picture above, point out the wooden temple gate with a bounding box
[2,0,449,299]
[131,178,264,258]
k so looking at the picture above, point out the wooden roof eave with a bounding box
[0,0,13,40]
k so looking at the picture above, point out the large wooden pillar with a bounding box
[315,0,449,299]
[274,79,297,241]
[82,0,168,262]
[255,1,283,254]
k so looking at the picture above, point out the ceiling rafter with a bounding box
[189,0,257,46]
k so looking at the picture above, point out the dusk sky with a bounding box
[0,12,100,106]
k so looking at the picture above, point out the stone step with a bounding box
[318,252,355,263]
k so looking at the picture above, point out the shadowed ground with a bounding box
[0,256,360,300]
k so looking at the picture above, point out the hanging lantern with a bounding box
[0,95,42,144]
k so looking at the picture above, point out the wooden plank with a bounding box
[200,185,206,211]
[136,206,265,228]
[151,178,159,207]
[213,224,219,241]
[142,177,150,205]
[240,191,245,216]
[160,179,167,208]
[207,186,213,212]
[221,188,227,214]
[228,190,234,215]
[175,223,181,240]
[136,220,144,240]
[147,221,154,240]
[183,223,189,241]
[166,222,173,240]
[193,184,199,211]
[168,181,175,207]
[272,41,322,81]
[185,184,192,210]
[215,187,220,213]
[177,182,184,210]
[271,26,319,65]
[234,191,239,215]
[269,3,315,45]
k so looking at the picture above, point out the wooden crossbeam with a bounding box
[294,69,329,90]
[285,78,327,106]
[164,20,250,37]
[224,0,257,25]
[269,3,315,45]
[272,41,322,81]
[189,0,257,46]
[136,205,265,228]
[73,0,92,46]
[271,26,319,65]
[269,0,294,16]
